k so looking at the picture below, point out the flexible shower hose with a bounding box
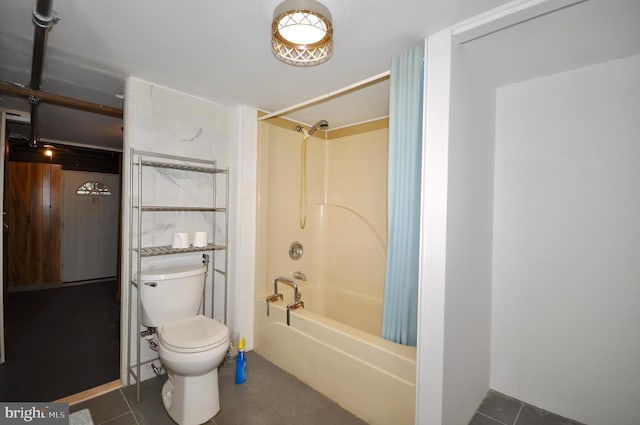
[300,134,310,229]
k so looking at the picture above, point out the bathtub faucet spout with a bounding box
[292,271,307,281]
[274,276,301,302]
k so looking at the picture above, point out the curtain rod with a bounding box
[258,70,390,121]
[0,82,123,119]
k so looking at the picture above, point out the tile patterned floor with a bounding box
[70,351,366,425]
[69,351,587,425]
[469,390,587,425]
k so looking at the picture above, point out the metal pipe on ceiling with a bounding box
[30,0,57,89]
[28,0,59,147]
[0,83,123,118]
[2,1,124,146]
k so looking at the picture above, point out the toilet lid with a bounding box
[159,315,229,352]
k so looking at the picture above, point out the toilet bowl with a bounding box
[138,264,230,425]
[158,315,229,425]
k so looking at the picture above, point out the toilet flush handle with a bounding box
[144,281,157,287]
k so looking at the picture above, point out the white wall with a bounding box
[120,77,256,382]
[416,29,451,425]
[442,33,496,425]
[491,55,640,425]
[229,105,258,350]
[416,28,495,425]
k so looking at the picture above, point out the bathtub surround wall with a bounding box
[256,123,322,295]
[121,77,256,383]
[491,55,640,425]
[323,125,388,332]
[254,120,407,422]
[256,121,388,330]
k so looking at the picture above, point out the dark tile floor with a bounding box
[469,390,587,425]
[1,280,120,401]
[68,351,589,425]
[70,351,367,425]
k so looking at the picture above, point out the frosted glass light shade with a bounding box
[272,0,333,66]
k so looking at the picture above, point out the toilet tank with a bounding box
[138,264,207,327]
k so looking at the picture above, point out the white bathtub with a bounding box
[300,283,384,336]
[254,293,416,425]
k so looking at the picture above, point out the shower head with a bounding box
[309,120,329,136]
[296,120,329,137]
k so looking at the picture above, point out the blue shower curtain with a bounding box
[381,46,424,346]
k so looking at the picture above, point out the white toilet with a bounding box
[139,263,229,425]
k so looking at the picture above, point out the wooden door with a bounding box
[7,161,62,289]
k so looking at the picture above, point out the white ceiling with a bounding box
[460,0,640,88]
[0,0,638,151]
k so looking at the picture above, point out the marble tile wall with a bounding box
[122,77,237,381]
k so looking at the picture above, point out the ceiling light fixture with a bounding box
[272,0,333,67]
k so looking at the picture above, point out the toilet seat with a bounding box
[159,315,228,354]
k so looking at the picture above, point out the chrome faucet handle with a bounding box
[266,293,283,303]
[286,300,304,326]
[289,300,304,310]
[266,293,283,316]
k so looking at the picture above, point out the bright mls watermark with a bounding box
[1,403,68,424]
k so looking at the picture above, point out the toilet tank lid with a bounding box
[138,264,206,281]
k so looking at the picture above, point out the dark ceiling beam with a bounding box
[0,82,123,119]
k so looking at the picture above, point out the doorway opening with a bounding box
[1,118,122,401]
